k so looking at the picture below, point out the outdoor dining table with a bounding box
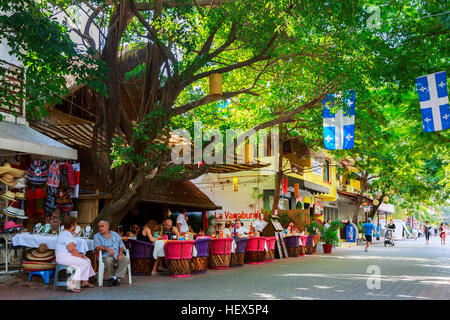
[12,232,95,254]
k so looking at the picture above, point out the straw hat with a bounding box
[0,173,17,187]
[0,191,16,201]
[0,220,24,233]
[2,206,28,219]
[0,163,25,178]
[21,260,56,271]
[28,243,55,260]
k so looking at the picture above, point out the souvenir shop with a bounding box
[0,124,79,274]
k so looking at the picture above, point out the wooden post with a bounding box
[202,209,208,233]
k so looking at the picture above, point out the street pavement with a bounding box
[0,236,449,300]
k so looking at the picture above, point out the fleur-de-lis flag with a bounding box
[416,71,449,132]
[322,90,355,150]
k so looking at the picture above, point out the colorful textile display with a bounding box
[26,186,46,218]
[322,90,355,150]
[70,162,80,199]
[28,160,48,185]
[416,71,449,132]
[47,160,60,188]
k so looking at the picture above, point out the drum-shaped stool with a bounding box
[284,235,300,257]
[231,238,248,267]
[191,237,211,274]
[299,235,308,256]
[305,235,316,254]
[209,238,233,270]
[164,240,195,278]
[245,237,266,265]
[264,236,276,262]
[128,239,155,275]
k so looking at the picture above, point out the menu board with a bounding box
[314,197,323,215]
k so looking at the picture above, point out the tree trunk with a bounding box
[271,124,284,215]
[352,173,368,224]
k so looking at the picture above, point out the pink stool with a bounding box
[245,237,266,264]
[299,235,307,256]
[209,238,233,270]
[264,236,276,262]
[164,240,195,278]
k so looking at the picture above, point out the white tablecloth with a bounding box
[152,240,197,259]
[12,233,95,254]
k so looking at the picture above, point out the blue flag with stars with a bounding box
[322,90,355,150]
[416,71,449,132]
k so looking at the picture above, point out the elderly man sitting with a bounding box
[94,220,129,286]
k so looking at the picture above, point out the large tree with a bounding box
[1,0,448,228]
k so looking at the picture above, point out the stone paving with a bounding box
[0,236,449,300]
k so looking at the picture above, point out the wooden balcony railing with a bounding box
[0,59,25,117]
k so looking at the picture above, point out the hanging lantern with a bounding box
[389,190,395,195]
[233,177,238,192]
[294,183,299,198]
[282,178,288,194]
[373,199,379,206]
[209,73,222,97]
[383,196,389,203]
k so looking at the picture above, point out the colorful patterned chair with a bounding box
[128,239,155,276]
[231,238,248,267]
[191,237,211,274]
[245,237,266,264]
[164,240,195,278]
[209,238,233,270]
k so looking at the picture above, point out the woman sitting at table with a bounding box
[55,216,95,292]
[222,221,234,238]
[137,220,159,243]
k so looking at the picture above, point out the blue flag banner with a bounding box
[322,90,355,150]
[416,71,449,132]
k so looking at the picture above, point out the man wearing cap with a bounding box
[362,218,376,252]
[94,220,129,286]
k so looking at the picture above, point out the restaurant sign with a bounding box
[211,210,260,222]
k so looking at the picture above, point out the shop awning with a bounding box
[286,176,330,195]
[0,120,77,159]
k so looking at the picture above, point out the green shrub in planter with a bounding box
[320,220,342,246]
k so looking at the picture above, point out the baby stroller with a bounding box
[384,229,394,246]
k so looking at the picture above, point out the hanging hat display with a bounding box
[0,163,26,178]
[0,191,16,202]
[2,206,28,219]
[1,220,24,234]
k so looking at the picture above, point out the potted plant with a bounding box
[320,220,342,254]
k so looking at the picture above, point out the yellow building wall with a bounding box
[286,155,337,202]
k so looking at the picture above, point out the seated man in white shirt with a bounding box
[176,208,189,234]
[233,219,249,238]
[253,213,267,234]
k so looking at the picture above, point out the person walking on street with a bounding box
[439,223,446,245]
[362,218,376,252]
[423,221,431,246]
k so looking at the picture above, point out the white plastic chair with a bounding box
[97,249,132,286]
